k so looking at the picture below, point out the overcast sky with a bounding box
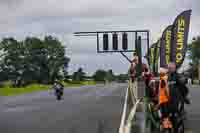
[0,0,199,75]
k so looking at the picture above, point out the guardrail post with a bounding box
[133,80,138,100]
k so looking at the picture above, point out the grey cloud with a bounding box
[12,0,131,19]
[0,0,200,74]
[0,0,24,5]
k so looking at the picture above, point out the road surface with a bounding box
[0,83,127,133]
[185,85,200,133]
[0,83,199,133]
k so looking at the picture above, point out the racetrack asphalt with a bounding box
[185,85,200,133]
[0,83,127,133]
[0,83,199,133]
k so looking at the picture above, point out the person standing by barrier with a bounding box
[142,64,154,98]
[168,62,190,132]
[132,52,139,64]
[168,63,180,114]
[159,68,172,129]
[130,52,139,82]
[168,62,190,111]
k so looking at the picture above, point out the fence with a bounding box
[119,79,144,133]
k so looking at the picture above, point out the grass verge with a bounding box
[0,80,96,96]
[193,80,200,85]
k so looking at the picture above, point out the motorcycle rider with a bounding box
[168,63,190,110]
[53,80,64,98]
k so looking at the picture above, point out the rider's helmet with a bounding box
[54,79,59,84]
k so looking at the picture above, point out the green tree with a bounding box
[0,36,70,86]
[0,38,27,86]
[106,69,115,82]
[44,36,69,83]
[22,36,69,83]
[116,74,129,83]
[72,68,86,81]
[93,70,107,82]
[23,37,45,83]
[63,58,71,81]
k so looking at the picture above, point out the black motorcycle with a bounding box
[53,83,64,100]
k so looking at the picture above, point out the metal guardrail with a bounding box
[119,79,144,133]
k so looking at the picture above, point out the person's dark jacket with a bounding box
[168,72,179,112]
[176,73,189,99]
[168,72,189,112]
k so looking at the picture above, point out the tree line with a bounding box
[0,36,70,87]
[0,35,129,87]
[70,68,129,83]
